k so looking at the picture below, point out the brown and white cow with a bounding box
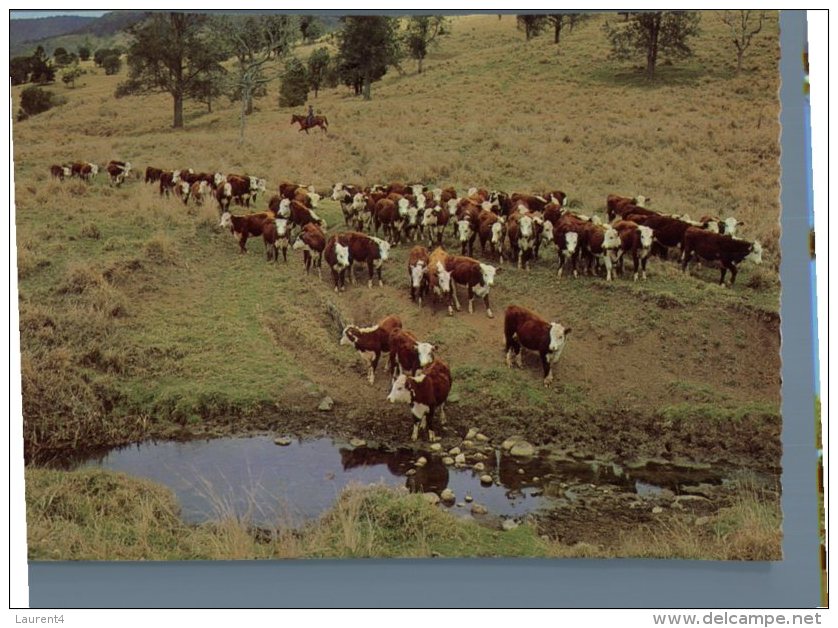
[388,328,436,380]
[612,220,654,281]
[578,222,622,280]
[387,358,452,442]
[445,255,500,318]
[422,205,449,248]
[698,215,743,238]
[478,210,506,263]
[219,210,275,254]
[625,213,695,259]
[606,194,651,221]
[273,197,327,234]
[504,305,571,387]
[292,222,326,277]
[262,219,279,263]
[552,214,584,279]
[340,314,403,384]
[428,247,454,314]
[145,166,163,184]
[159,170,181,197]
[105,160,131,186]
[681,227,762,286]
[343,232,391,288]
[456,203,481,257]
[50,164,70,180]
[407,245,430,305]
[324,234,352,292]
[506,211,536,270]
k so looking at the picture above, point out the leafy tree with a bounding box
[279,57,309,107]
[93,48,113,67]
[718,10,766,75]
[404,16,446,74]
[77,45,91,61]
[102,54,122,75]
[337,16,401,100]
[546,13,591,46]
[10,56,32,85]
[61,64,84,88]
[29,46,55,84]
[516,15,548,40]
[307,47,331,97]
[53,47,71,66]
[603,11,701,81]
[299,16,323,44]
[117,12,227,128]
[187,66,227,113]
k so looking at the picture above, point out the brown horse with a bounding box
[291,114,329,134]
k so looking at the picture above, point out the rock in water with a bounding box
[465,428,479,441]
[471,503,488,515]
[501,436,522,451]
[430,443,443,452]
[448,446,461,456]
[442,457,455,466]
[464,493,474,503]
[510,441,536,457]
[440,489,455,503]
[480,474,493,485]
[274,436,292,446]
[318,396,334,411]
[454,453,466,465]
[415,456,428,467]
[473,462,485,472]
[349,437,366,447]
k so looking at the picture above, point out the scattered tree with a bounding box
[10,56,32,85]
[336,16,401,100]
[53,47,71,66]
[546,13,591,47]
[404,16,447,74]
[299,16,323,44]
[102,54,122,75]
[279,57,309,107]
[117,12,227,128]
[718,10,766,75]
[187,66,227,113]
[61,64,84,88]
[18,86,64,120]
[77,45,91,61]
[29,46,55,84]
[516,15,548,41]
[307,47,331,97]
[603,11,701,81]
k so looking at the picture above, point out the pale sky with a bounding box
[10,10,109,20]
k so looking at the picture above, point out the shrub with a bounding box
[102,54,122,76]
[18,86,66,120]
[278,58,309,107]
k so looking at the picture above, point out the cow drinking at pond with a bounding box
[504,305,571,387]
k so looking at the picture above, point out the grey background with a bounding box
[25,10,819,608]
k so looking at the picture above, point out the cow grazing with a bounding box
[504,305,571,387]
[219,211,275,253]
[340,315,403,384]
[445,255,500,318]
[387,358,452,442]
[159,170,180,197]
[105,160,131,186]
[50,165,70,180]
[324,234,351,292]
[606,194,651,221]
[342,232,391,288]
[388,329,436,380]
[145,166,163,184]
[612,220,654,281]
[293,222,326,277]
[681,227,763,286]
[408,246,430,305]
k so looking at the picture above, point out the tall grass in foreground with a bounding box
[25,468,781,561]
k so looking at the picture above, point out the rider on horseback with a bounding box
[305,104,315,127]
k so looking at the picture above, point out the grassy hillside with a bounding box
[13,13,782,470]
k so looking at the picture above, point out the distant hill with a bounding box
[10,11,147,57]
[10,16,97,49]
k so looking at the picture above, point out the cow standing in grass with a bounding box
[504,305,571,387]
[340,315,403,384]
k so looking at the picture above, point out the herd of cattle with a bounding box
[47,161,765,441]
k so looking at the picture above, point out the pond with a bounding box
[71,435,729,528]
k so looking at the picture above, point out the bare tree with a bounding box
[718,10,766,75]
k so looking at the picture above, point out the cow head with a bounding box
[541,221,554,245]
[278,198,292,218]
[334,242,350,269]
[422,206,440,227]
[406,205,420,227]
[410,261,427,289]
[491,221,505,246]
[467,187,478,198]
[457,220,473,242]
[434,261,452,294]
[214,172,225,187]
[446,199,459,217]
[432,188,443,202]
[307,191,321,208]
[371,237,391,261]
[398,198,410,217]
[519,215,534,239]
[331,183,344,201]
[746,241,763,264]
[479,263,498,287]
[548,323,571,356]
[172,171,181,185]
[411,184,424,198]
[219,211,232,229]
[721,217,741,237]
[590,215,603,225]
[564,231,579,254]
[339,326,359,347]
[638,225,654,249]
[603,227,621,250]
[416,342,435,367]
[634,195,649,208]
[386,374,412,404]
